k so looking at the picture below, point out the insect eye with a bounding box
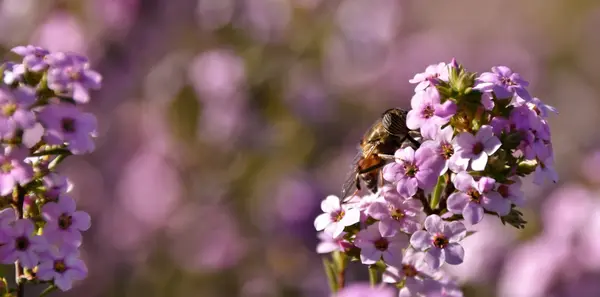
[382,110,407,135]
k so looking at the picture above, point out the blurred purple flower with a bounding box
[455,125,501,171]
[11,45,50,72]
[447,172,509,225]
[410,215,466,268]
[368,196,423,236]
[38,104,97,155]
[0,208,17,227]
[406,87,456,140]
[43,172,72,200]
[37,246,87,291]
[46,52,102,104]
[382,248,440,297]
[498,235,570,297]
[2,62,25,85]
[0,85,36,139]
[334,283,395,297]
[474,66,531,101]
[42,195,91,247]
[0,145,33,196]
[354,222,407,265]
[0,219,47,268]
[316,231,352,254]
[33,12,86,54]
[314,195,360,237]
[421,126,468,174]
[409,62,449,91]
[533,156,558,185]
[581,151,600,184]
[526,97,558,118]
[382,146,445,197]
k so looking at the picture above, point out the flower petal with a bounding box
[447,193,469,214]
[444,221,467,242]
[410,230,431,251]
[481,192,511,216]
[463,202,484,225]
[424,215,444,234]
[470,152,488,171]
[425,247,444,269]
[314,213,331,231]
[443,243,464,265]
[321,195,340,213]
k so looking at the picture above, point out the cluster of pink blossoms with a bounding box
[315,59,557,296]
[0,45,101,294]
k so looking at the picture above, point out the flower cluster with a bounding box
[0,45,100,294]
[315,59,557,296]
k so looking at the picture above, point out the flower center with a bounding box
[53,260,67,273]
[15,236,29,251]
[61,118,76,133]
[432,234,449,248]
[404,163,419,177]
[472,142,484,154]
[500,76,515,86]
[58,213,73,230]
[422,105,435,119]
[66,67,81,81]
[2,103,17,117]
[441,143,454,160]
[402,264,418,277]
[374,237,389,251]
[390,206,404,221]
[467,188,481,203]
[1,161,13,173]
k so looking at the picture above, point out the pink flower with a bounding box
[42,195,91,247]
[314,195,360,237]
[354,222,408,266]
[410,215,466,269]
[409,62,449,92]
[37,246,87,291]
[455,125,501,171]
[406,87,456,140]
[0,219,47,268]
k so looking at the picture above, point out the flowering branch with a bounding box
[0,45,102,295]
[314,59,558,296]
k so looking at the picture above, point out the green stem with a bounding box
[430,175,446,210]
[14,186,25,297]
[368,265,379,287]
[332,251,346,290]
[39,285,57,297]
[322,258,338,293]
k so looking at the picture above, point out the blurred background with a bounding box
[1,0,599,296]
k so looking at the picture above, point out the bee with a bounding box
[341,108,421,200]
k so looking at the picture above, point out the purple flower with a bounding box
[0,145,33,196]
[409,62,449,92]
[533,156,558,185]
[46,52,102,104]
[527,97,558,118]
[410,215,466,269]
[11,45,50,72]
[421,126,468,174]
[0,208,17,227]
[368,196,423,236]
[37,246,87,291]
[474,66,531,101]
[43,173,72,200]
[334,283,395,297]
[2,62,25,85]
[316,231,352,254]
[509,105,537,131]
[314,195,360,237]
[0,219,47,268]
[38,104,97,155]
[455,125,501,171]
[0,86,36,139]
[406,87,457,140]
[42,195,91,247]
[447,172,510,225]
[354,222,408,265]
[382,146,445,198]
[382,248,440,297]
[496,177,525,207]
